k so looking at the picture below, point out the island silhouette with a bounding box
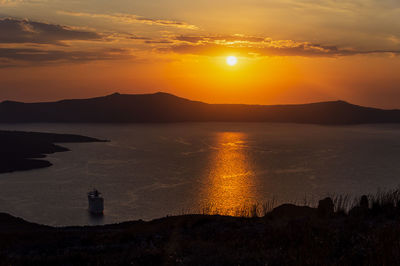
[1,92,400,124]
[0,130,106,173]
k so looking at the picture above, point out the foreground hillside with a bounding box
[0,130,106,173]
[1,92,400,124]
[1,195,400,265]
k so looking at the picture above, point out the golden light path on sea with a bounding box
[200,132,258,216]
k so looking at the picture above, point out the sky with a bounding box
[0,0,399,108]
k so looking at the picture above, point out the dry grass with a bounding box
[186,187,400,218]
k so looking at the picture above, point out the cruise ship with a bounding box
[87,189,104,215]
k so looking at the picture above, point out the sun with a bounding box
[226,56,238,66]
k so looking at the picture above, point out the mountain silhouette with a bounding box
[1,92,399,124]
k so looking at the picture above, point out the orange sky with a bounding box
[0,0,400,108]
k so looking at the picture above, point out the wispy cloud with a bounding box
[176,34,265,44]
[165,34,400,57]
[58,11,199,30]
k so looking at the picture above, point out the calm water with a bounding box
[1,123,400,226]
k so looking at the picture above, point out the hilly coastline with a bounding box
[1,92,400,124]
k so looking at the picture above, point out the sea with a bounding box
[0,123,400,226]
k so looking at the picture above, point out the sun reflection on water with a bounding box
[200,132,258,216]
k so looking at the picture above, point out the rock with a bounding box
[269,204,316,220]
[349,195,369,217]
[317,197,334,218]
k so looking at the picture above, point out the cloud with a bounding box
[58,11,199,30]
[0,18,101,45]
[0,0,23,6]
[145,40,174,44]
[175,35,265,44]
[0,18,144,67]
[0,0,45,6]
[2,16,397,69]
[165,35,400,57]
[0,47,130,67]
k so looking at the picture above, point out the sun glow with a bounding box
[226,56,238,66]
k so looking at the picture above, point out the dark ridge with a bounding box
[0,213,49,231]
[2,193,400,265]
[1,100,23,104]
[1,92,399,124]
[0,130,107,174]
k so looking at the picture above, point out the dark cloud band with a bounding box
[0,18,101,44]
[0,47,130,67]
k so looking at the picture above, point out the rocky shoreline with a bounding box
[0,130,107,173]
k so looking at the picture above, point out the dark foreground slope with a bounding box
[0,130,106,173]
[1,92,400,124]
[0,199,400,266]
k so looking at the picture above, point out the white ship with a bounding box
[88,189,104,215]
